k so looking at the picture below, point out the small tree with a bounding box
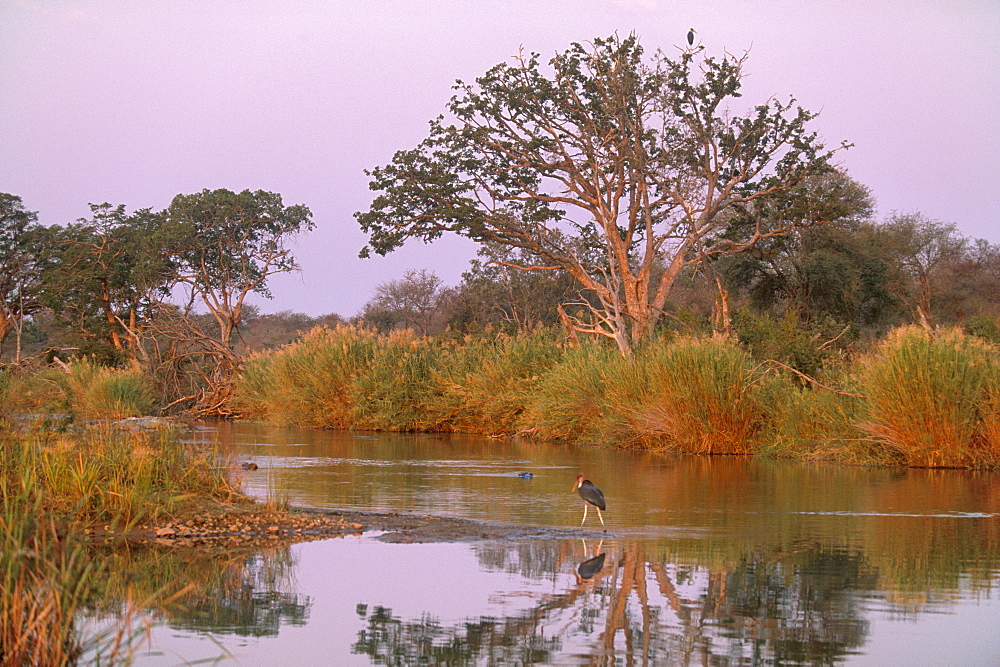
[357,34,848,355]
[0,194,44,360]
[450,244,584,334]
[878,213,966,330]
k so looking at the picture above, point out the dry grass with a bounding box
[859,327,1000,467]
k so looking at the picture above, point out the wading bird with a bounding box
[687,28,697,49]
[572,473,606,527]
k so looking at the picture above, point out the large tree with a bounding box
[157,188,314,412]
[160,188,314,351]
[356,34,849,354]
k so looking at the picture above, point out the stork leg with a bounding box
[596,507,605,527]
[581,503,589,527]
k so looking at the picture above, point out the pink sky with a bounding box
[2,0,998,317]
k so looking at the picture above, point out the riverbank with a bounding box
[230,324,1000,468]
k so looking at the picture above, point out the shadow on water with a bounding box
[121,423,1000,664]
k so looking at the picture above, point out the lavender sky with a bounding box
[2,0,998,317]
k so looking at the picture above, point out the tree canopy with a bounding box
[357,34,850,353]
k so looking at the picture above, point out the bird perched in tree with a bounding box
[687,28,697,50]
[572,473,606,527]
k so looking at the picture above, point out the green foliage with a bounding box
[964,314,1000,345]
[0,193,46,353]
[859,327,1000,467]
[732,309,854,380]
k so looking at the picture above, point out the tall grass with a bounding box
[351,331,440,431]
[230,325,377,428]
[1,427,235,531]
[631,336,765,454]
[0,359,155,424]
[228,324,1000,468]
[428,332,564,435]
[859,327,1000,467]
[0,505,98,665]
[0,425,236,663]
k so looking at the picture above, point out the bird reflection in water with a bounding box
[576,539,606,583]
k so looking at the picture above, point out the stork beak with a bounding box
[572,476,581,492]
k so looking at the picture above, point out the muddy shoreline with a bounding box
[93,505,607,552]
[305,506,609,543]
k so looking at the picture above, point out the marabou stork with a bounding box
[572,473,606,527]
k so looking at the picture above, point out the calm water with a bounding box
[119,422,1000,665]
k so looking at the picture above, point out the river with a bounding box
[115,422,1000,665]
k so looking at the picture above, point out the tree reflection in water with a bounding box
[92,543,315,640]
[351,540,887,665]
[163,549,312,638]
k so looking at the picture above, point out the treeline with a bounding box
[4,184,1000,422]
[355,212,1000,349]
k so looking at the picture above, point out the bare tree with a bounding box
[361,269,448,336]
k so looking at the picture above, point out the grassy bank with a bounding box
[0,423,240,663]
[0,358,251,664]
[229,324,1000,469]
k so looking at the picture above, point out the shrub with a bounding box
[62,360,156,420]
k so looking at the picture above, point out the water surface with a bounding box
[126,423,1000,665]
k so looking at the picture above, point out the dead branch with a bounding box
[752,359,868,399]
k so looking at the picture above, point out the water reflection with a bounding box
[124,424,1000,664]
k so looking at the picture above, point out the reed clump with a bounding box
[858,326,1000,467]
[520,345,631,443]
[427,331,564,435]
[230,325,377,428]
[351,330,440,431]
[630,336,766,454]
[0,359,156,425]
